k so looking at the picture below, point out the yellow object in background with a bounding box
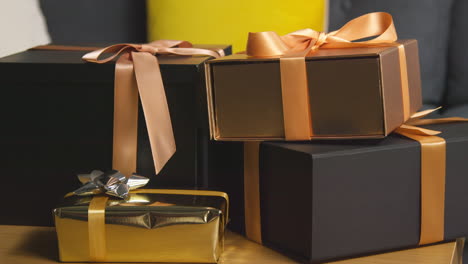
[147,0,327,52]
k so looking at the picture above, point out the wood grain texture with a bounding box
[0,225,462,264]
[327,239,464,264]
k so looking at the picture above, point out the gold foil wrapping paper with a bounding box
[54,190,228,263]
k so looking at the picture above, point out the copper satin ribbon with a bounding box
[395,109,468,245]
[82,41,223,176]
[246,12,411,140]
[85,189,229,262]
[244,110,468,245]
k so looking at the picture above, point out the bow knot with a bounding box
[73,170,149,199]
[246,12,398,58]
[137,44,159,55]
[312,31,328,51]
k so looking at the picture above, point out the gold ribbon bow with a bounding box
[246,12,412,140]
[244,109,468,246]
[82,41,224,176]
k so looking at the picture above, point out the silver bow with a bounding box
[72,170,149,199]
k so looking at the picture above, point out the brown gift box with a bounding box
[205,40,422,140]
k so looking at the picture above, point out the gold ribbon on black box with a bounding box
[36,41,225,175]
[241,11,468,246]
[81,41,224,176]
[244,109,468,246]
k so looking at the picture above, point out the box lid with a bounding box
[207,40,415,64]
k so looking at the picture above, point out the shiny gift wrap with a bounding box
[54,190,228,262]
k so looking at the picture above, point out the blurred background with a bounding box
[1,0,325,56]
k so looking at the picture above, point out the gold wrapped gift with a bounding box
[54,189,228,263]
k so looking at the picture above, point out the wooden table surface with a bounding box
[0,225,463,264]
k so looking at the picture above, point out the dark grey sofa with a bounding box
[39,0,147,45]
[329,0,468,117]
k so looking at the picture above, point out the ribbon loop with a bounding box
[331,12,397,43]
[82,44,139,64]
[247,31,290,57]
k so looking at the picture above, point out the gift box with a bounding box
[54,188,228,262]
[0,44,235,226]
[206,40,421,140]
[217,121,468,263]
[206,13,422,141]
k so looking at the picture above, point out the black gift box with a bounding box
[218,122,468,263]
[0,45,235,226]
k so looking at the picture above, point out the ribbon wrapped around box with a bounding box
[37,41,224,176]
[80,41,224,176]
[54,170,229,263]
[206,12,422,141]
[240,111,468,263]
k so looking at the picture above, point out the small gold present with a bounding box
[54,170,228,263]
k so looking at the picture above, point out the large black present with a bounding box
[216,122,468,263]
[0,44,234,226]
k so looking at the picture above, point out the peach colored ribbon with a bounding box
[395,109,468,245]
[82,41,223,176]
[244,109,468,246]
[246,12,411,140]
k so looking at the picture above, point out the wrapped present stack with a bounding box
[204,12,468,263]
[1,8,467,264]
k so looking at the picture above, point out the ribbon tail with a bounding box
[404,107,442,125]
[132,52,176,173]
[396,124,441,136]
[113,54,139,177]
[409,117,468,126]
